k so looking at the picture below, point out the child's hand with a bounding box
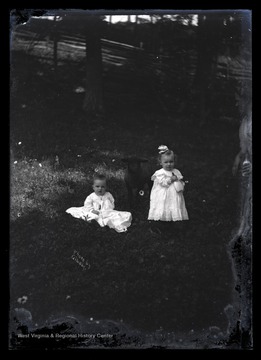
[92,210,100,215]
[171,175,178,182]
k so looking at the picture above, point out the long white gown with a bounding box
[148,168,189,221]
[66,192,132,233]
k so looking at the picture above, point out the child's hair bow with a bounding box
[158,145,169,154]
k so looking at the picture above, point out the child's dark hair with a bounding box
[93,173,107,182]
[160,149,174,157]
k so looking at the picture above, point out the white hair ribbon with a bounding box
[158,145,169,154]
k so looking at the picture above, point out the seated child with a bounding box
[66,173,132,233]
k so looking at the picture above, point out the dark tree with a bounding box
[52,15,59,73]
[194,12,224,125]
[83,16,104,115]
[57,12,104,116]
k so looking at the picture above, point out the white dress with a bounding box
[148,168,189,221]
[66,192,132,233]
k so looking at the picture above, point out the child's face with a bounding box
[161,154,175,171]
[93,179,106,196]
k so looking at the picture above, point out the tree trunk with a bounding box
[53,16,58,73]
[83,22,103,116]
[194,13,222,126]
[194,14,209,126]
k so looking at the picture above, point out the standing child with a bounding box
[66,173,132,233]
[148,145,189,222]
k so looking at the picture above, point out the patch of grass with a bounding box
[10,149,132,222]
[9,131,239,336]
[10,157,87,221]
